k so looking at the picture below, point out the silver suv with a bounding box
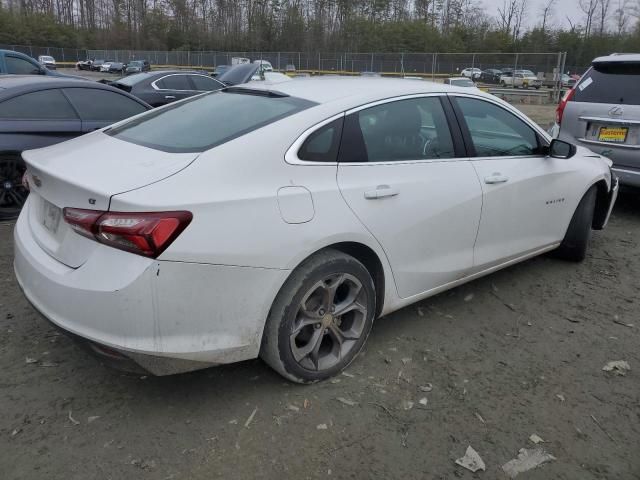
[557,54,640,187]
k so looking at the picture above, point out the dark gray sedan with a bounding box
[0,76,151,219]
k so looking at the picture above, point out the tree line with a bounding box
[0,0,639,67]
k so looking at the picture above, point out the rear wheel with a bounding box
[260,249,376,383]
[0,154,28,221]
[555,187,597,262]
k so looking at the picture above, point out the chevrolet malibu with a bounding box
[14,78,618,383]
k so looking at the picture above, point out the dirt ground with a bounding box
[1,102,639,480]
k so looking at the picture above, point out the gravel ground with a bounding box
[1,93,638,480]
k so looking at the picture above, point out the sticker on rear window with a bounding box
[578,77,593,91]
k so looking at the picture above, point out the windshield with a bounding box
[107,90,315,153]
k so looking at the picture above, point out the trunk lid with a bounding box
[22,131,198,268]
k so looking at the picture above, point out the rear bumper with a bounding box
[612,166,640,188]
[14,208,290,375]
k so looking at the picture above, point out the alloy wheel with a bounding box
[289,273,368,371]
[0,157,28,220]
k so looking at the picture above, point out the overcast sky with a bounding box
[481,0,580,29]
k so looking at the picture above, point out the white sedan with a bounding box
[15,78,618,382]
[461,68,482,79]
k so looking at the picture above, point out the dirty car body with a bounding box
[14,78,617,379]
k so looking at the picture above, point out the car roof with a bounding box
[593,53,640,64]
[234,76,491,105]
[0,75,150,106]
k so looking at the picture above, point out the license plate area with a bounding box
[598,126,628,143]
[42,199,62,234]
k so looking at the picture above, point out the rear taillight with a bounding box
[63,208,192,258]
[556,87,575,125]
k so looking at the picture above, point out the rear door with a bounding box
[0,89,81,152]
[62,87,148,132]
[451,95,576,271]
[336,95,482,299]
[560,63,640,171]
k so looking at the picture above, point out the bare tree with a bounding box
[613,0,630,33]
[540,0,556,32]
[598,0,611,33]
[579,0,599,37]
[512,0,527,41]
[497,0,518,35]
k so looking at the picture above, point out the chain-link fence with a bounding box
[1,44,570,76]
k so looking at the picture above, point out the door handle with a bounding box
[484,174,509,184]
[165,95,176,99]
[364,185,399,199]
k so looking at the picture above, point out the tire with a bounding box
[554,187,597,262]
[260,249,376,383]
[0,154,28,221]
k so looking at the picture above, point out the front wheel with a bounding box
[0,154,28,221]
[554,187,597,262]
[260,249,376,383]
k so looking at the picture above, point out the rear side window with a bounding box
[63,88,147,121]
[155,75,191,90]
[189,75,224,91]
[107,91,315,153]
[574,64,640,105]
[5,55,40,74]
[0,89,77,119]
[298,118,344,162]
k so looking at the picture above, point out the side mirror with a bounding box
[549,139,576,159]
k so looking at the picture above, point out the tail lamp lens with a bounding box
[63,208,192,258]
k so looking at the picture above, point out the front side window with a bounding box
[339,97,455,162]
[107,91,315,153]
[0,89,77,119]
[6,56,40,74]
[455,97,540,157]
[63,88,147,121]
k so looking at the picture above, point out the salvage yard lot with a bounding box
[1,107,639,480]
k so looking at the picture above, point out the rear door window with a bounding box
[189,75,224,91]
[574,64,640,105]
[0,89,78,119]
[63,88,147,121]
[338,97,455,162]
[155,75,192,91]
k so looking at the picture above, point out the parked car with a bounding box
[76,59,94,71]
[254,59,274,72]
[38,55,56,70]
[479,69,502,84]
[90,59,106,71]
[561,73,576,88]
[444,77,477,88]
[99,62,114,73]
[285,64,296,72]
[0,50,65,77]
[125,60,150,75]
[106,62,126,74]
[500,70,542,89]
[14,78,617,381]
[211,65,231,77]
[231,57,250,65]
[556,53,640,187]
[461,68,482,79]
[109,70,225,107]
[0,76,151,219]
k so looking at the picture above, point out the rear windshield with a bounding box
[107,90,314,153]
[573,63,640,105]
[113,72,153,86]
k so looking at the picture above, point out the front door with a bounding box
[451,95,576,271]
[336,95,483,299]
